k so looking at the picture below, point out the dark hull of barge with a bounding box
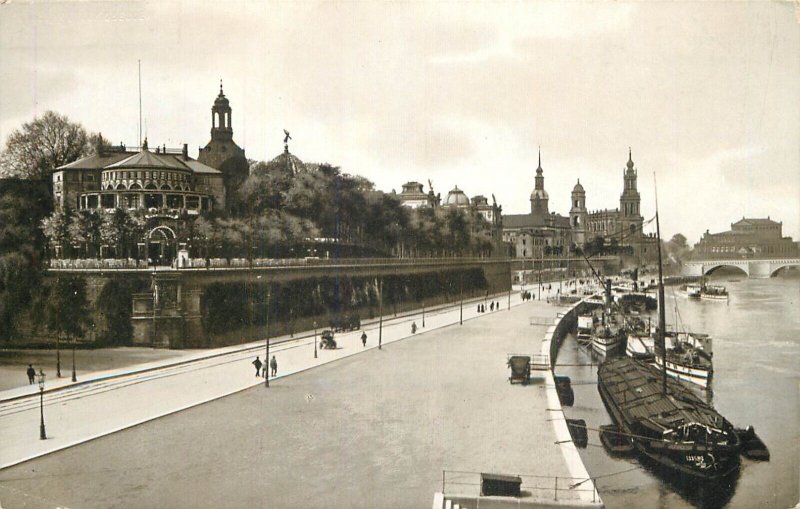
[598,357,740,481]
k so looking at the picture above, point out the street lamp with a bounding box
[459,274,463,325]
[261,277,270,388]
[38,370,47,440]
[378,278,383,349]
[71,335,77,382]
[313,320,318,358]
[421,299,425,328]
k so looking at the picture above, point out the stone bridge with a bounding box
[682,258,800,278]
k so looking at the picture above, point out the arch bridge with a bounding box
[682,258,800,278]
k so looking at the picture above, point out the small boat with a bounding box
[626,333,654,360]
[576,314,594,344]
[680,284,702,299]
[599,424,634,456]
[734,426,770,461]
[701,284,728,301]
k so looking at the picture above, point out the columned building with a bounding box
[53,140,224,215]
[692,217,799,259]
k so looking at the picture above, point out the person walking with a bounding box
[270,355,278,377]
[252,356,262,377]
[411,322,417,334]
[361,331,367,347]
[26,364,35,384]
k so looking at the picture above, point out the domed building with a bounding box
[443,185,471,209]
[54,139,224,215]
[268,145,308,176]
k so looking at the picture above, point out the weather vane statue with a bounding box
[283,129,292,151]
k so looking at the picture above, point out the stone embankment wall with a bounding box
[39,261,511,349]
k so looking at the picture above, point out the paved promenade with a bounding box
[0,285,591,508]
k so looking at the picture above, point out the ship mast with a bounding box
[654,175,668,396]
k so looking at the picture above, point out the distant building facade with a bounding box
[503,149,657,259]
[397,180,504,249]
[692,217,799,259]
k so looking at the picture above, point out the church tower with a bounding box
[619,148,643,236]
[530,149,549,217]
[570,179,588,248]
[197,81,249,214]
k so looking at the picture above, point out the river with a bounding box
[556,275,800,509]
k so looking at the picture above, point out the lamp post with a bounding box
[71,335,77,382]
[378,278,383,349]
[313,320,318,358]
[459,274,463,325]
[38,370,47,440]
[56,336,61,378]
[421,299,425,328]
[264,282,271,388]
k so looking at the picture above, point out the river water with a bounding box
[557,275,800,509]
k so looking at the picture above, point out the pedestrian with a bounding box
[361,331,367,347]
[411,321,417,334]
[477,304,481,313]
[26,364,35,385]
[270,355,278,377]
[490,302,494,312]
[252,356,262,377]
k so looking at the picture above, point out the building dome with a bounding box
[269,148,307,176]
[214,82,230,107]
[530,188,549,200]
[445,186,470,206]
[572,179,585,193]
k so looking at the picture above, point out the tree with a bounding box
[670,233,688,249]
[41,208,75,258]
[0,111,92,180]
[45,276,89,344]
[70,209,103,258]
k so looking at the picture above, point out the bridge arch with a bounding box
[769,264,799,277]
[703,264,748,277]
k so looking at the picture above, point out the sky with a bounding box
[0,0,798,244]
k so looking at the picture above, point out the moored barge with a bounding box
[598,356,740,480]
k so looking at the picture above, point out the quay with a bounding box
[0,285,602,508]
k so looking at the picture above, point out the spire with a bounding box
[219,79,224,96]
[537,146,542,170]
[627,147,634,170]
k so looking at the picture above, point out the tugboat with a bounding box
[597,202,741,481]
[591,282,627,357]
